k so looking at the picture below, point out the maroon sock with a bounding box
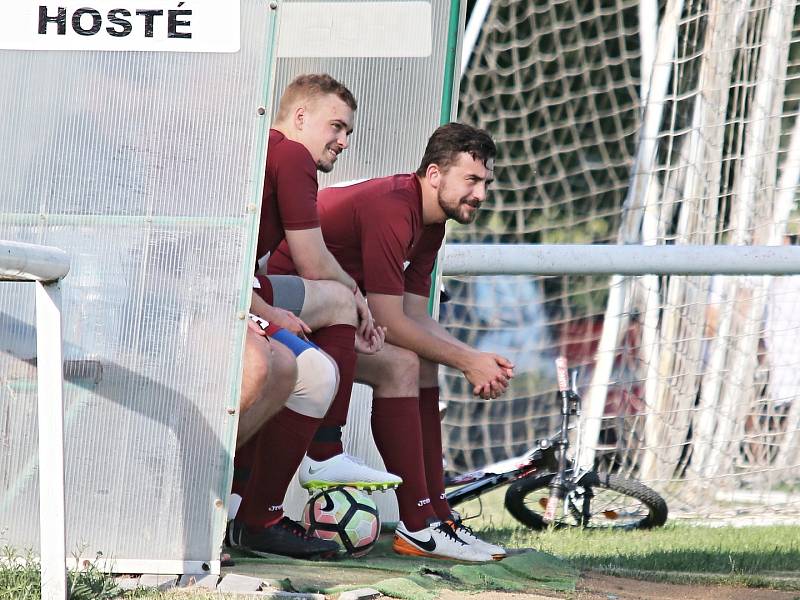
[419,387,452,521]
[371,396,436,531]
[237,407,320,528]
[306,325,356,461]
[232,437,257,497]
[308,426,343,462]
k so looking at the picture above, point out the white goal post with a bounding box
[448,0,800,522]
[0,240,69,600]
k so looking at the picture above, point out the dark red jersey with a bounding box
[268,173,445,297]
[256,129,320,261]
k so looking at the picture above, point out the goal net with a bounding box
[443,0,800,520]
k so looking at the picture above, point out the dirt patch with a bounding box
[572,572,800,600]
[433,573,800,600]
[437,592,557,600]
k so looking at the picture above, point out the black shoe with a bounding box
[227,517,340,560]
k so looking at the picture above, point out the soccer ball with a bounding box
[301,486,381,557]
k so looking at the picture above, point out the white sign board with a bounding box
[0,2,240,52]
[277,1,431,58]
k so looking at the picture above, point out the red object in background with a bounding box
[556,316,644,418]
[558,317,605,365]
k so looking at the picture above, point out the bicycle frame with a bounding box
[444,435,561,508]
[444,358,583,515]
[445,357,669,530]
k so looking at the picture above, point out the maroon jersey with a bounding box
[269,174,445,297]
[256,129,320,261]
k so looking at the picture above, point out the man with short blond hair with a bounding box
[229,74,395,560]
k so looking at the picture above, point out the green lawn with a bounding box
[457,485,800,589]
[514,523,800,575]
[3,485,799,598]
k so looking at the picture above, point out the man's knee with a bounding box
[394,347,420,378]
[244,331,272,387]
[419,358,439,388]
[366,346,420,393]
[270,340,298,390]
[236,337,296,448]
[240,333,295,419]
[304,280,358,327]
[240,331,272,414]
[285,347,338,418]
[322,280,358,326]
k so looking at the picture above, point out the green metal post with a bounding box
[428,0,464,316]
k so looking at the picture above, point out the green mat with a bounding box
[225,534,578,599]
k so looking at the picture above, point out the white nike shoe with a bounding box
[393,521,494,562]
[448,519,507,560]
[298,453,403,492]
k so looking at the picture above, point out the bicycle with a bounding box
[444,356,668,530]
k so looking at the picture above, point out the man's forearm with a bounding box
[372,292,511,399]
[416,314,475,353]
[285,229,357,291]
[402,293,474,354]
[296,248,357,291]
[250,291,275,320]
[383,311,473,370]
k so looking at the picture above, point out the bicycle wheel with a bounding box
[504,471,668,530]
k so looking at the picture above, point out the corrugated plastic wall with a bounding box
[0,1,278,569]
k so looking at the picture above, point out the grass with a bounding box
[3,485,799,598]
[456,485,800,590]
[0,547,120,600]
[515,524,800,574]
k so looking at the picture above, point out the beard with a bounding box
[316,144,340,173]
[439,190,479,224]
[316,160,334,173]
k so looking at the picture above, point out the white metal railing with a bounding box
[441,244,800,276]
[0,240,70,600]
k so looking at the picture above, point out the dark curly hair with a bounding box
[416,122,496,176]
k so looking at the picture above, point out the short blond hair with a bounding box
[276,74,357,122]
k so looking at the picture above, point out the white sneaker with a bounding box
[448,519,507,560]
[393,521,494,562]
[298,453,402,492]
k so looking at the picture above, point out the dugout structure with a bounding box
[0,0,464,574]
[0,0,280,575]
